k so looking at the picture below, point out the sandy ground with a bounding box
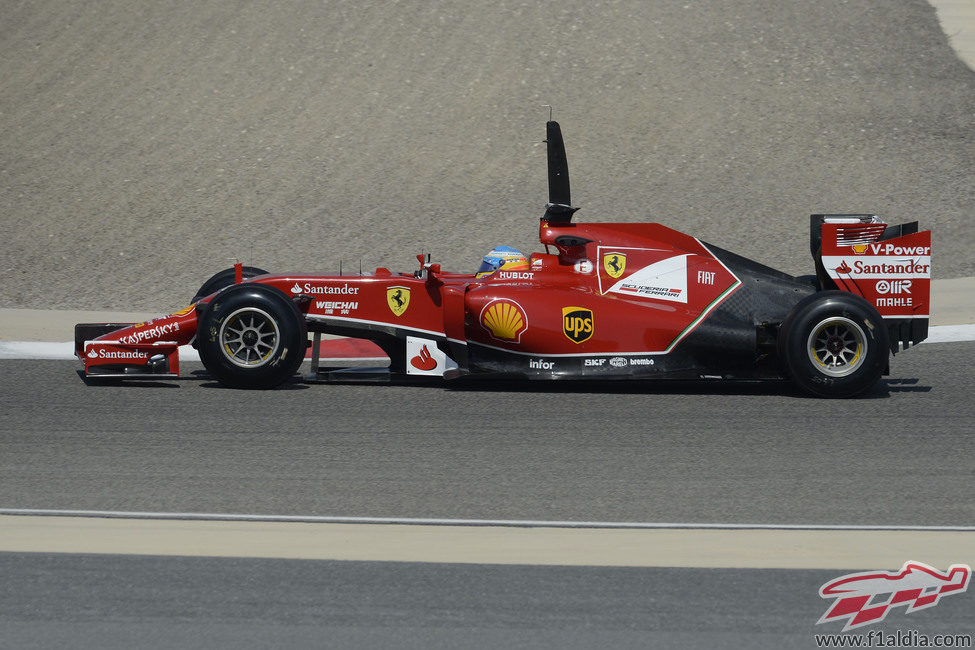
[933,0,975,69]
[1,1,972,313]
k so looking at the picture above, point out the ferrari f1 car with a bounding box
[76,121,931,397]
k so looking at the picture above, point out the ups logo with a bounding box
[562,306,593,344]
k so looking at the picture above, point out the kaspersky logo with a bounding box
[117,322,179,345]
[817,561,971,631]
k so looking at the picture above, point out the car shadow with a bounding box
[76,369,180,388]
[197,371,310,391]
[77,369,928,397]
[446,377,795,397]
[882,377,932,393]
[446,377,930,398]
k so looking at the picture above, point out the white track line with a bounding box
[1,323,974,360]
[925,324,975,343]
[0,508,972,531]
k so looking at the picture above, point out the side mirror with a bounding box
[414,253,434,279]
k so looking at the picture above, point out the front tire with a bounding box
[192,266,269,304]
[779,291,888,398]
[198,283,306,389]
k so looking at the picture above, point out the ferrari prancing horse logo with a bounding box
[387,286,411,316]
[603,253,626,279]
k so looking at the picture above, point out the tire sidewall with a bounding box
[780,291,889,398]
[198,283,306,389]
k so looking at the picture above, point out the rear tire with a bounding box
[197,283,306,389]
[191,266,269,303]
[778,291,888,398]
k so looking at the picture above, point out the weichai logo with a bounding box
[562,306,593,344]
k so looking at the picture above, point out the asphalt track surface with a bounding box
[2,554,973,650]
[3,343,972,648]
[2,342,973,524]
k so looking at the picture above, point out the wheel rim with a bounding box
[219,307,280,368]
[806,316,866,377]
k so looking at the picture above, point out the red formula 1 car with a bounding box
[76,122,931,397]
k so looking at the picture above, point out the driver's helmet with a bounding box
[475,245,529,278]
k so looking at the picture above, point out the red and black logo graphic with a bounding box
[410,344,438,371]
[817,561,971,631]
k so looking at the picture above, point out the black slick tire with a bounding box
[197,283,306,389]
[192,266,269,304]
[778,291,889,398]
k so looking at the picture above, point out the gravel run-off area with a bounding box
[1,0,972,312]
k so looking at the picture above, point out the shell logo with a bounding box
[851,244,869,255]
[479,299,528,343]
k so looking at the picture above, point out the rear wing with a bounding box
[811,214,930,352]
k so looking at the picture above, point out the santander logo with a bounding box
[86,347,149,360]
[410,345,438,371]
[290,282,360,296]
